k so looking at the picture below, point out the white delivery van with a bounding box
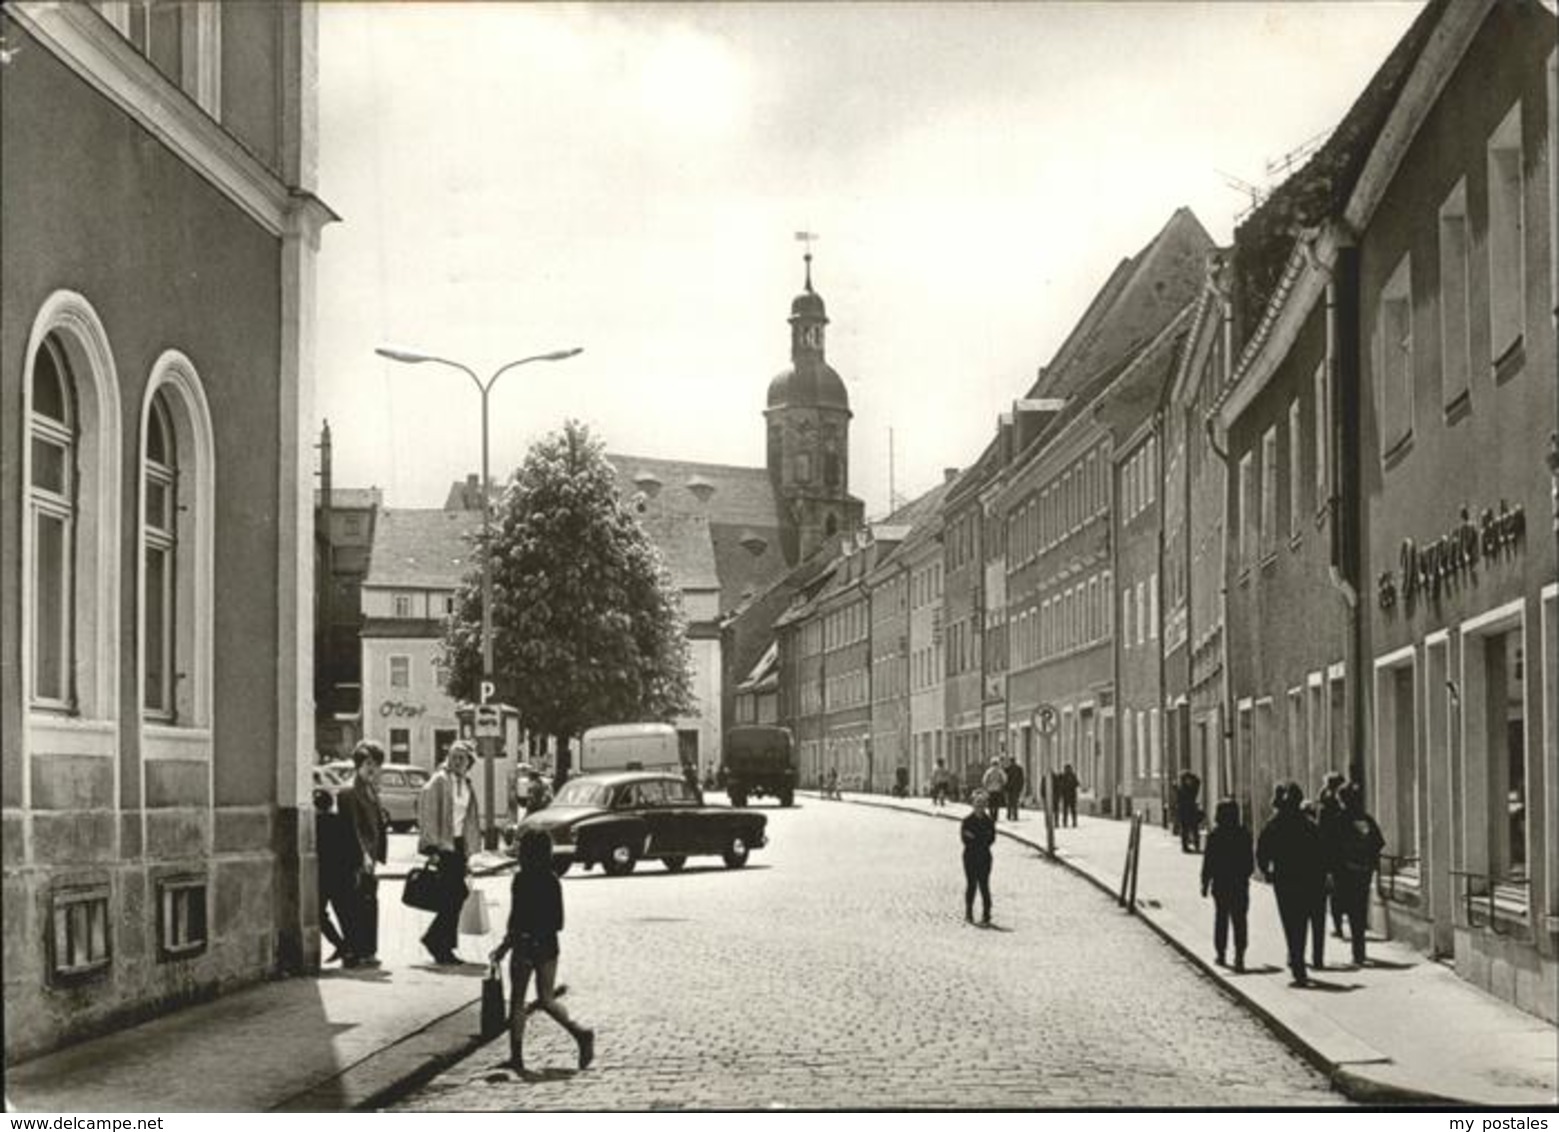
[578,723,682,773]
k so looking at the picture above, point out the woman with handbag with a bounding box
[417,740,482,965]
[490,829,594,1074]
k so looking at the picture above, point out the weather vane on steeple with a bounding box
[794,230,819,292]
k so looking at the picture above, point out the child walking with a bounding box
[1201,798,1254,972]
[490,830,595,1073]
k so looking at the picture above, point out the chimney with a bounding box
[943,467,960,485]
[1012,397,1065,455]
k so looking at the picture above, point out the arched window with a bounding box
[23,292,122,740]
[29,335,77,708]
[140,352,216,741]
[142,391,178,718]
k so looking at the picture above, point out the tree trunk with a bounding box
[555,733,573,787]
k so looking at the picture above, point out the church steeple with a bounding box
[765,243,861,562]
[789,251,829,363]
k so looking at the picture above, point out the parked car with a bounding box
[318,760,428,831]
[514,771,768,877]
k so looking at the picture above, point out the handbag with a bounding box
[480,961,506,1039]
[458,886,491,935]
[401,861,443,912]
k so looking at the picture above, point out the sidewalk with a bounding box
[6,868,515,1113]
[819,789,1559,1108]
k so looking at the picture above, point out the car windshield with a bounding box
[553,781,612,807]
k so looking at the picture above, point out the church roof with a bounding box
[364,508,481,589]
[605,452,791,613]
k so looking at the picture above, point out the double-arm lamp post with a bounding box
[375,344,583,849]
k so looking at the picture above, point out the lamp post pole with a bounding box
[377,345,582,850]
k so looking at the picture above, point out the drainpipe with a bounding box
[1320,232,1366,791]
[1204,406,1237,821]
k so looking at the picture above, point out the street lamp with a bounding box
[375,343,583,850]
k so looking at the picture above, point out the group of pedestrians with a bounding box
[1200,773,1385,985]
[316,738,596,1074]
[316,741,390,969]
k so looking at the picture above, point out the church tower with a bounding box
[765,251,863,562]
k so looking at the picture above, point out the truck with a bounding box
[578,722,682,773]
[722,725,796,807]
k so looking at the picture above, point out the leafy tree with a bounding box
[442,420,694,773]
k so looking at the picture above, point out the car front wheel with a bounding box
[722,836,750,869]
[603,842,638,877]
[661,855,687,872]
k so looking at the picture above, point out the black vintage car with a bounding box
[514,771,768,876]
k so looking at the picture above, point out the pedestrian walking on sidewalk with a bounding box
[1334,783,1385,967]
[1317,772,1348,938]
[961,790,997,924]
[1301,799,1329,969]
[930,759,952,807]
[490,829,595,1074]
[338,740,388,968]
[981,758,1007,827]
[1002,756,1025,821]
[1057,764,1079,828]
[417,739,483,965]
[1256,783,1325,986]
[1175,770,1203,853]
[314,788,356,965]
[1201,799,1253,972]
[825,766,840,799]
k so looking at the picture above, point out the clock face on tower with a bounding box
[802,324,824,350]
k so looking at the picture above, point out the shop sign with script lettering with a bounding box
[1377,501,1525,614]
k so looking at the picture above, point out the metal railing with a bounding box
[1376,853,1420,903]
[1449,869,1532,936]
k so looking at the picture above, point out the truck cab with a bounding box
[579,722,682,773]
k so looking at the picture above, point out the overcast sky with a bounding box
[314,1,1424,517]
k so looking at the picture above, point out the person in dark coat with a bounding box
[960,790,997,924]
[1334,783,1385,967]
[337,740,388,968]
[1057,764,1080,828]
[491,830,595,1073]
[314,788,356,965]
[1257,782,1326,986]
[1201,798,1254,972]
[1317,772,1348,938]
[1176,770,1203,852]
[1301,799,1328,969]
[1003,756,1025,821]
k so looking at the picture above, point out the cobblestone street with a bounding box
[395,799,1344,1110]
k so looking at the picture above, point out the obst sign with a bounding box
[1032,704,1059,736]
[474,705,502,739]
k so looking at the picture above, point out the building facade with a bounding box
[2,2,332,1058]
[1351,0,1556,1020]
[943,462,988,784]
[357,508,479,771]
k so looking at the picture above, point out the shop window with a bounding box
[1486,101,1524,375]
[1374,654,1420,882]
[157,877,208,960]
[1487,629,1526,883]
[51,887,111,982]
[1438,179,1471,412]
[1374,254,1414,457]
[389,728,411,765]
